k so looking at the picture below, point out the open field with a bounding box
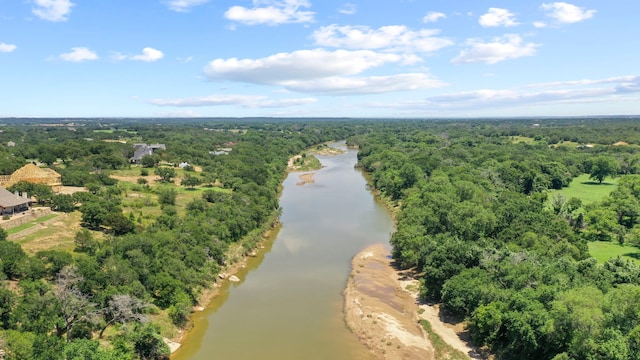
[508,136,536,144]
[93,129,137,134]
[548,173,618,206]
[12,212,96,255]
[6,213,58,235]
[588,241,640,264]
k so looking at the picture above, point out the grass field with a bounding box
[549,173,618,206]
[13,212,94,254]
[507,136,536,144]
[588,241,640,264]
[6,213,58,235]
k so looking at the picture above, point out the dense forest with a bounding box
[1,117,640,359]
[354,118,640,360]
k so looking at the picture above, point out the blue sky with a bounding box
[1,0,638,118]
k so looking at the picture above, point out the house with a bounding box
[7,141,15,147]
[130,143,166,163]
[0,187,31,216]
[0,163,62,192]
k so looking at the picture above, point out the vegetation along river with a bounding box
[173,142,395,359]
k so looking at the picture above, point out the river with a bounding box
[173,142,395,360]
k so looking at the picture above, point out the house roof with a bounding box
[0,187,30,208]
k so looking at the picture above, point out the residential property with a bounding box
[130,143,166,163]
[7,141,15,147]
[0,187,31,216]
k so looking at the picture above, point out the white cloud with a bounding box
[166,0,209,12]
[423,11,446,23]
[404,75,640,111]
[533,21,547,28]
[150,94,316,108]
[338,3,357,15]
[542,2,596,23]
[526,76,640,88]
[32,0,74,22]
[203,48,444,95]
[110,52,128,61]
[225,0,314,26]
[204,49,401,84]
[311,25,453,53]
[451,34,538,64]
[131,47,164,62]
[479,8,519,27]
[0,43,17,53]
[280,73,446,95]
[59,47,98,62]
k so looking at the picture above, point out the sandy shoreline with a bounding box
[344,244,485,360]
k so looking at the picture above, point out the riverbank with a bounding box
[345,244,484,360]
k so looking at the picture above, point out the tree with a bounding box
[180,175,201,189]
[129,324,170,360]
[54,266,100,341]
[74,229,97,255]
[154,168,176,183]
[0,241,27,279]
[52,194,76,213]
[157,188,177,206]
[140,154,160,168]
[103,212,135,235]
[590,156,619,184]
[99,294,149,338]
[80,202,109,229]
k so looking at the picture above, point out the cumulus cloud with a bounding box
[0,43,17,53]
[280,73,446,95]
[533,21,547,28]
[542,2,596,23]
[166,0,209,12]
[150,94,316,108]
[423,11,446,23]
[311,25,453,53]
[451,34,538,64]
[479,8,519,27]
[203,48,444,95]
[59,47,99,62]
[32,0,74,22]
[131,47,164,62]
[204,48,401,84]
[338,3,357,15]
[225,0,314,26]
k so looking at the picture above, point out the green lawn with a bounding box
[549,173,618,206]
[6,213,59,235]
[588,241,640,264]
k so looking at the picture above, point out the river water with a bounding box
[173,142,394,360]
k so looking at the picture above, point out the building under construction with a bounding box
[0,163,62,192]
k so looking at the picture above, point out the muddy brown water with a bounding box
[173,142,395,360]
